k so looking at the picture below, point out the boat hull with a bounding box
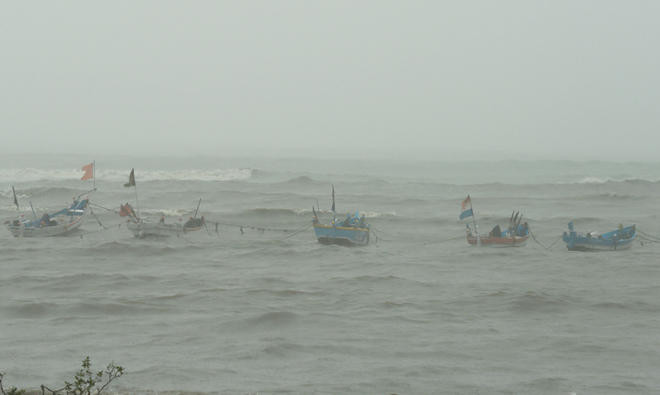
[563,225,636,251]
[466,233,528,247]
[7,214,85,237]
[313,224,370,246]
[5,200,88,237]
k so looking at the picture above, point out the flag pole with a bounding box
[93,160,96,190]
[11,185,19,211]
[134,183,140,219]
[469,196,480,246]
[193,198,202,218]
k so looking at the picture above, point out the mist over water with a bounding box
[1,156,660,394]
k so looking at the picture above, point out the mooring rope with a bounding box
[209,220,307,234]
[88,206,107,230]
[529,230,562,250]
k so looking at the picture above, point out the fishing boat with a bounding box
[312,185,370,246]
[4,162,96,238]
[562,221,636,251]
[5,198,89,237]
[460,195,529,247]
[120,170,205,238]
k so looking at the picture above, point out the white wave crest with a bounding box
[0,168,253,183]
[577,177,611,184]
[302,208,396,218]
[575,176,657,184]
[141,208,193,217]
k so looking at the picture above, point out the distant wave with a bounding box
[0,168,253,183]
[572,177,658,185]
[280,175,317,185]
[571,193,641,201]
[239,207,397,218]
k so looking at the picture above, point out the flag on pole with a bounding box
[124,168,136,187]
[459,195,473,220]
[81,162,94,181]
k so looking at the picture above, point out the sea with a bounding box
[1,155,659,394]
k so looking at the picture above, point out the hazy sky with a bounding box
[1,1,658,160]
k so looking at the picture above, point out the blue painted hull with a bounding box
[563,225,636,251]
[313,224,370,246]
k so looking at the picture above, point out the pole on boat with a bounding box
[11,185,19,210]
[29,201,37,220]
[331,184,336,224]
[470,196,480,246]
[193,198,202,218]
[134,183,140,219]
[93,160,96,190]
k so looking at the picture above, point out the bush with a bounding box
[0,357,123,395]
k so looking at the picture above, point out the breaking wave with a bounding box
[572,177,658,185]
[0,168,253,183]
[239,207,396,218]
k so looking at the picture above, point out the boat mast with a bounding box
[11,185,19,210]
[331,184,336,223]
[470,196,480,246]
[193,198,202,218]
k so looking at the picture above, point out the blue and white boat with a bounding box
[5,199,89,237]
[312,186,370,246]
[562,221,636,251]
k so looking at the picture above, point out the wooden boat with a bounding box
[460,195,529,247]
[562,222,636,251]
[312,186,370,246]
[120,170,205,238]
[5,199,89,237]
[313,222,370,246]
[120,204,204,239]
[466,228,529,247]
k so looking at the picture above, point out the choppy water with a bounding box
[1,156,660,394]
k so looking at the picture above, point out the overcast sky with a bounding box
[1,1,658,160]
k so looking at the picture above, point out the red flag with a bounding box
[81,162,94,181]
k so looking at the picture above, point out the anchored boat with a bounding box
[460,195,529,247]
[5,198,89,237]
[4,163,96,238]
[120,169,205,238]
[562,221,636,251]
[312,185,370,246]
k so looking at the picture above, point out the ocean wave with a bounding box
[240,207,397,219]
[573,176,658,185]
[279,175,317,185]
[0,168,253,183]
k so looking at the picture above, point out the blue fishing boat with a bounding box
[5,199,89,237]
[312,185,370,246]
[562,222,636,251]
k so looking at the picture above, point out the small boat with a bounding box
[312,185,370,246]
[460,195,529,247]
[4,162,95,237]
[562,221,636,251]
[120,204,204,239]
[5,199,89,237]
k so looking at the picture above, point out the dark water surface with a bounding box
[1,157,660,394]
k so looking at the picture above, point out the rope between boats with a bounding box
[638,230,660,243]
[278,223,313,241]
[89,202,119,214]
[210,220,308,234]
[529,230,561,250]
